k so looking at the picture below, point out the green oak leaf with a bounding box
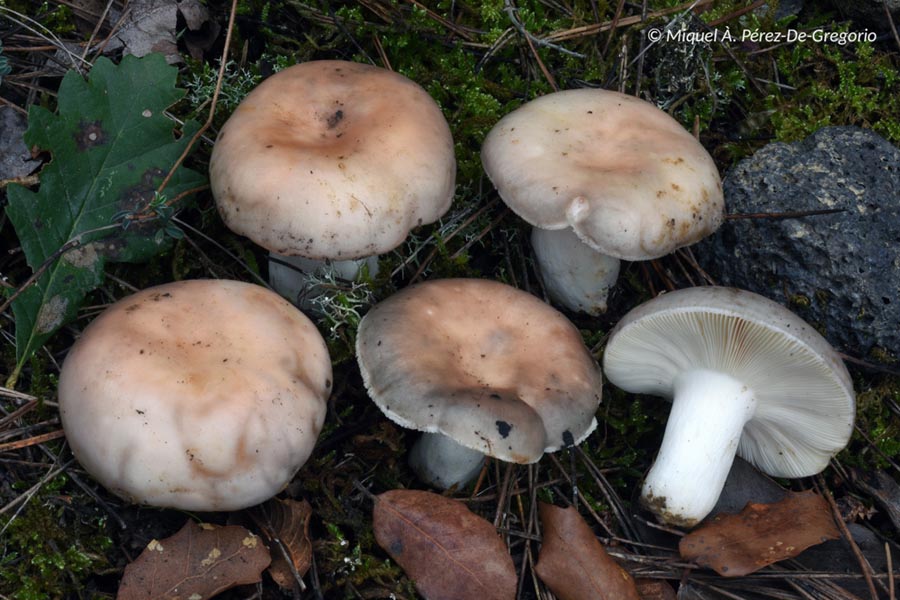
[6,54,205,386]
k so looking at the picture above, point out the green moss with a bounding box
[0,475,112,599]
[0,2,76,35]
[789,294,812,309]
[843,378,900,470]
[769,35,900,144]
[869,347,897,364]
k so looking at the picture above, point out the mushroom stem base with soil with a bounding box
[268,253,379,311]
[641,369,757,528]
[409,432,486,490]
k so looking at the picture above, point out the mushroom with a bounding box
[481,88,723,314]
[356,278,603,489]
[602,286,855,527]
[209,60,456,306]
[58,279,332,511]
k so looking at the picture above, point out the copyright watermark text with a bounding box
[646,27,877,46]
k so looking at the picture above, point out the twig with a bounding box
[0,429,65,452]
[493,462,516,529]
[633,0,649,96]
[886,543,895,600]
[372,34,392,71]
[503,0,584,60]
[0,399,39,429]
[0,457,73,520]
[839,353,900,378]
[601,0,626,60]
[404,0,474,41]
[447,208,510,261]
[885,0,900,53]
[397,197,500,280]
[504,1,560,90]
[0,6,90,71]
[650,259,677,291]
[817,474,880,600]
[726,208,845,220]
[156,0,240,195]
[170,216,270,289]
[677,247,717,285]
[543,0,714,44]
[79,0,115,63]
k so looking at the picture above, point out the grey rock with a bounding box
[829,0,900,27]
[697,126,900,356]
[0,107,40,180]
[793,523,888,598]
[709,457,787,518]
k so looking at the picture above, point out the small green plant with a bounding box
[307,269,375,339]
[182,59,263,116]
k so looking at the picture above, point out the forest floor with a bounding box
[1,0,899,598]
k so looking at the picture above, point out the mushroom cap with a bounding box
[356,278,603,463]
[602,286,855,478]
[481,88,723,261]
[58,279,332,511]
[210,60,456,260]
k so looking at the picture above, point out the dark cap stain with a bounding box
[74,119,108,151]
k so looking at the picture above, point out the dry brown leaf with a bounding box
[117,520,271,599]
[634,578,677,600]
[535,503,640,600]
[373,489,516,600]
[679,489,841,577]
[249,498,313,590]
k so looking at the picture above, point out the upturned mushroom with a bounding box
[58,279,332,511]
[356,278,603,489]
[481,88,723,314]
[603,286,855,527]
[209,60,456,305]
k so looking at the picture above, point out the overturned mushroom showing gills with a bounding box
[603,286,855,528]
[209,60,456,304]
[58,279,332,512]
[356,278,603,489]
[481,88,723,314]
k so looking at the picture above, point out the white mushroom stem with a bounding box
[408,432,486,490]
[641,369,757,527]
[268,253,379,310]
[531,227,620,315]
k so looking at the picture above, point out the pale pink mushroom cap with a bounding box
[58,280,332,511]
[356,278,602,464]
[209,60,456,260]
[481,88,723,261]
